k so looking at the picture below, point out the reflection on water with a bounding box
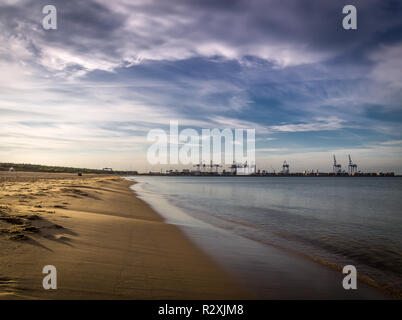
[132,176,402,295]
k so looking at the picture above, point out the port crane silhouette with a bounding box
[333,155,342,174]
[348,155,358,174]
[282,161,290,174]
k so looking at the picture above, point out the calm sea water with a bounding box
[131,176,402,295]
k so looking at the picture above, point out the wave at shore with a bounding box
[130,176,401,299]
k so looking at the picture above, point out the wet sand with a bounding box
[0,171,392,299]
[0,172,247,299]
[132,178,391,299]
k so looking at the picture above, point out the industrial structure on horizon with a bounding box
[144,155,396,177]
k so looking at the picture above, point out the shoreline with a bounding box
[131,176,392,299]
[0,172,247,299]
[0,172,395,299]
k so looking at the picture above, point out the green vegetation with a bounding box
[0,163,138,175]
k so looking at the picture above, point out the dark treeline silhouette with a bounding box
[0,162,138,175]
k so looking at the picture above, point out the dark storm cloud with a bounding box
[46,0,125,51]
[106,0,401,64]
[1,0,401,70]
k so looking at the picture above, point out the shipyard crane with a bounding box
[348,155,358,174]
[230,161,238,175]
[193,162,207,173]
[282,161,290,174]
[207,160,216,173]
[213,164,222,173]
[333,155,342,174]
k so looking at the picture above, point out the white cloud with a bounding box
[39,46,120,74]
[269,117,346,133]
[370,44,402,89]
[379,140,402,146]
[257,148,288,152]
[0,0,333,81]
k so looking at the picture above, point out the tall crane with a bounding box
[207,160,220,173]
[282,161,290,174]
[348,155,358,174]
[230,161,237,175]
[213,164,222,173]
[333,155,342,174]
[193,162,207,173]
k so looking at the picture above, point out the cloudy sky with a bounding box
[1,0,401,172]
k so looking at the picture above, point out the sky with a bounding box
[0,0,401,173]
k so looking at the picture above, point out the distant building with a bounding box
[236,163,256,176]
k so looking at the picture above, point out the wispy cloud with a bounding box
[379,140,402,146]
[269,117,347,133]
[0,0,401,171]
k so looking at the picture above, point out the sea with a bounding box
[128,176,402,298]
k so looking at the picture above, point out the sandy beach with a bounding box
[0,172,247,299]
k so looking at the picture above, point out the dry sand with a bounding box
[0,172,247,299]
